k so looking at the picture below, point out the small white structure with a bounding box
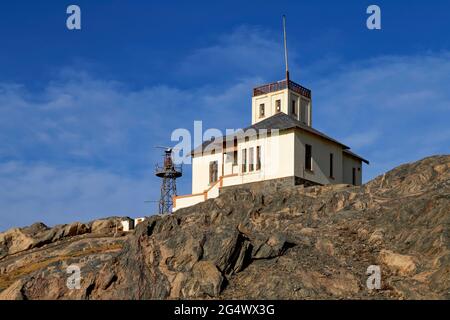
[120,218,134,232]
[134,217,146,227]
[120,217,147,231]
[173,78,369,211]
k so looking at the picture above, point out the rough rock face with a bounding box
[0,217,125,259]
[0,155,449,300]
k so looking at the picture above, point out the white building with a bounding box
[120,218,134,232]
[120,217,146,232]
[173,78,369,211]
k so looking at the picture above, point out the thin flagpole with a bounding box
[282,15,290,82]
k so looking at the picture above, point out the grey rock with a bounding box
[0,155,449,300]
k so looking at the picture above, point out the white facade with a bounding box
[173,79,368,211]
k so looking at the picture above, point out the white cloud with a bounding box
[309,52,450,181]
[177,25,285,82]
[0,70,259,170]
[0,162,153,231]
[341,130,380,149]
[1,25,449,231]
[0,66,262,231]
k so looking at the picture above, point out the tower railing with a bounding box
[252,79,311,99]
[154,163,182,177]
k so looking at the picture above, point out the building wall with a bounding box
[252,89,312,126]
[287,91,311,126]
[179,129,366,211]
[252,89,288,124]
[222,151,239,176]
[220,176,298,193]
[192,152,223,194]
[191,129,362,194]
[342,153,363,185]
[173,193,205,212]
[238,130,295,182]
[191,130,295,194]
[293,130,344,185]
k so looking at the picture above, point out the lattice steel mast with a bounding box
[155,148,182,214]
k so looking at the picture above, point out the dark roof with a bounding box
[191,139,218,156]
[191,113,369,165]
[343,149,370,164]
[247,112,349,148]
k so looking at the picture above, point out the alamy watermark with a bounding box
[65,5,381,32]
[169,121,281,172]
[367,5,381,30]
[66,5,81,30]
[66,264,81,290]
[366,265,381,290]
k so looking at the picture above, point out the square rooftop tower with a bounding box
[251,79,312,126]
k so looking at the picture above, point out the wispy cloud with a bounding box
[0,70,258,171]
[0,162,152,231]
[176,25,285,83]
[0,64,263,231]
[308,52,450,181]
[0,25,449,231]
[341,130,381,149]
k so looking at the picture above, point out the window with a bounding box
[242,149,247,173]
[329,153,334,178]
[275,99,281,112]
[256,146,261,170]
[209,161,218,184]
[305,144,312,171]
[291,100,296,115]
[259,104,265,118]
[300,98,308,124]
[233,150,238,166]
[352,167,356,185]
[233,138,238,165]
[249,147,254,171]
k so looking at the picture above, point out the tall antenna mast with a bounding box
[282,15,290,82]
[155,147,182,214]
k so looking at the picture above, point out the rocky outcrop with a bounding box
[0,155,449,299]
[379,250,417,276]
[0,217,127,260]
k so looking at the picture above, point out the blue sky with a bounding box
[0,0,449,231]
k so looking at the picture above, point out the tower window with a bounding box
[300,98,308,124]
[249,147,254,172]
[275,99,281,112]
[259,104,265,118]
[242,149,247,173]
[329,153,334,178]
[291,100,296,115]
[352,167,356,185]
[256,146,261,170]
[305,144,312,171]
[209,161,218,184]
